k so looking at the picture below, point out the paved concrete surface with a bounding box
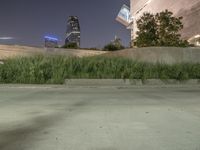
[65,79,200,86]
[0,85,200,150]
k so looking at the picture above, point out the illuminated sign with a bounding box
[116,4,131,27]
[44,36,58,48]
[44,36,58,42]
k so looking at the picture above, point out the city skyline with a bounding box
[0,0,130,48]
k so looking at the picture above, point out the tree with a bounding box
[134,13,158,47]
[155,10,187,46]
[134,10,189,47]
[62,43,78,49]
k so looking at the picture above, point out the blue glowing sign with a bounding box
[44,36,58,41]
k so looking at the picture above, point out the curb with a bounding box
[65,79,200,86]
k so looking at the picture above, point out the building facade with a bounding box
[117,0,200,46]
[65,16,81,47]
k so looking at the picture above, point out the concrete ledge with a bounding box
[65,79,200,86]
[65,79,128,86]
[143,79,200,85]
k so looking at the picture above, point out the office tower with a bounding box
[65,16,81,47]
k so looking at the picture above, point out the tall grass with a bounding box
[0,55,199,84]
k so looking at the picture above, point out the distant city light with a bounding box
[0,37,14,40]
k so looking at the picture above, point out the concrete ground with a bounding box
[0,85,200,150]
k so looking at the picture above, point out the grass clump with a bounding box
[0,55,199,84]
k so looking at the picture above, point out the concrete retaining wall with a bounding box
[109,47,200,64]
[1,45,200,64]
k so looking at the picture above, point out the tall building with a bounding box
[44,36,58,48]
[65,16,81,47]
[117,0,200,46]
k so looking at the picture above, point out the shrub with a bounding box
[134,10,190,47]
[62,43,78,49]
[103,37,125,51]
[103,43,124,51]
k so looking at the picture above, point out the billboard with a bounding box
[116,4,131,27]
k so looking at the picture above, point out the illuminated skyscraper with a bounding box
[65,16,81,47]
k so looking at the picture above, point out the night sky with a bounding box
[0,0,130,48]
